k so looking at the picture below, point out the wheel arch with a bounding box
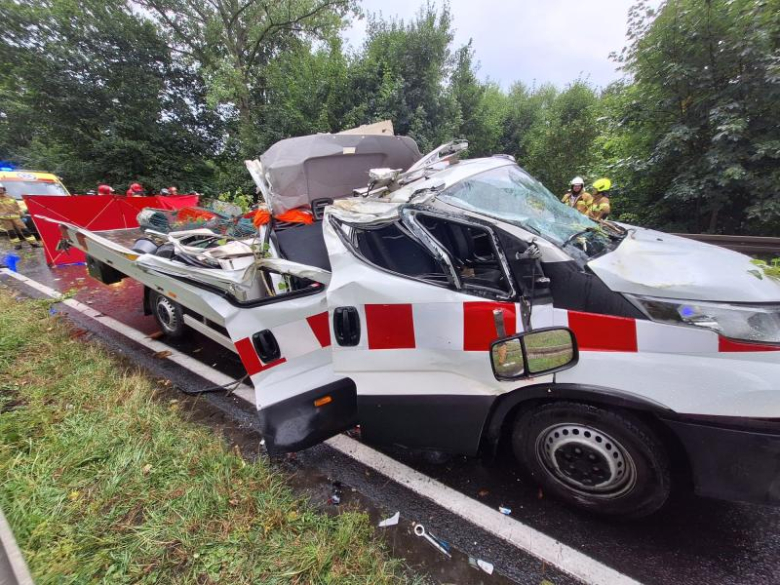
[480,383,686,469]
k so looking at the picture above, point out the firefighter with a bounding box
[0,183,39,249]
[589,178,612,221]
[126,182,145,197]
[168,186,179,196]
[97,184,115,196]
[561,176,592,215]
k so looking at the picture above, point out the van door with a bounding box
[323,211,553,456]
[222,278,358,455]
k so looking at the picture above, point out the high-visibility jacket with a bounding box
[0,194,22,220]
[561,191,593,215]
[588,193,611,221]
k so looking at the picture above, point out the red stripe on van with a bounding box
[718,337,780,352]
[463,301,517,351]
[234,337,286,376]
[306,311,331,348]
[568,311,638,352]
[365,304,416,349]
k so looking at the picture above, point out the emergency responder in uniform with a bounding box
[589,178,612,221]
[97,184,115,196]
[0,183,39,249]
[126,182,145,197]
[561,176,592,215]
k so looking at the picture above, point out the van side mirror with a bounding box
[490,327,578,380]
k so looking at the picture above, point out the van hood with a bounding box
[588,226,780,302]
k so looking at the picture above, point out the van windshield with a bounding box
[2,181,68,199]
[439,164,600,247]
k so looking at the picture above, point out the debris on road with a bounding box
[477,489,489,498]
[328,480,343,505]
[378,511,400,527]
[414,523,451,557]
[2,253,20,272]
[498,506,512,515]
[468,556,495,575]
[153,350,173,359]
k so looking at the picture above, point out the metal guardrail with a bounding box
[674,233,780,256]
[0,508,34,585]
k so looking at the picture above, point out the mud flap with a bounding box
[258,378,357,455]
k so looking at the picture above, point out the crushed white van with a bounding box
[47,132,780,518]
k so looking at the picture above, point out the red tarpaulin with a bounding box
[25,194,199,265]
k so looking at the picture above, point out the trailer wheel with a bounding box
[151,292,185,339]
[512,402,671,518]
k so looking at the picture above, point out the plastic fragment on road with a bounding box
[378,511,400,527]
[498,505,511,515]
[468,557,494,575]
[477,559,494,574]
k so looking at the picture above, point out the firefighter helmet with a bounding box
[592,178,612,192]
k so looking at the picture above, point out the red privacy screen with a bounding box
[25,194,199,265]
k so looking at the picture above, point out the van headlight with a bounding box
[628,295,780,344]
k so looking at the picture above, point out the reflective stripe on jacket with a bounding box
[0,195,21,220]
[587,194,611,220]
[561,191,593,215]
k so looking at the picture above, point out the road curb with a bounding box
[0,507,34,585]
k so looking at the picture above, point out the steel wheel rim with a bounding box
[155,297,178,332]
[535,423,637,498]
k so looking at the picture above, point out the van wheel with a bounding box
[151,292,185,339]
[512,402,671,518]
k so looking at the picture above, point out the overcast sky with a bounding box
[344,0,658,89]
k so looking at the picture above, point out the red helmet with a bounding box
[97,184,114,195]
[129,182,143,192]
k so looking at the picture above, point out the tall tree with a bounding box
[134,0,356,154]
[0,0,222,192]
[611,0,780,234]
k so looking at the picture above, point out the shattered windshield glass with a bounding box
[439,164,608,250]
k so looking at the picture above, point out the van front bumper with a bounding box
[663,417,780,505]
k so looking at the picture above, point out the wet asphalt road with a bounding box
[3,245,780,585]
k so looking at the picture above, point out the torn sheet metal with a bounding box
[257,134,421,215]
[257,257,331,285]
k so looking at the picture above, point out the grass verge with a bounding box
[0,288,413,584]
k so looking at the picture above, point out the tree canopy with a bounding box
[0,0,778,235]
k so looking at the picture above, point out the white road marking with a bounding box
[2,268,642,585]
[0,269,253,402]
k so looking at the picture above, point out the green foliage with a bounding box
[217,189,254,213]
[0,0,778,237]
[0,292,414,584]
[0,0,224,194]
[750,258,780,281]
[608,0,780,234]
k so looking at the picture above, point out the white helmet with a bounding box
[570,176,585,186]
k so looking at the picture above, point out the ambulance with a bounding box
[45,131,780,518]
[0,169,70,233]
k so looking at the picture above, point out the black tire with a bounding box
[512,401,671,518]
[150,292,186,339]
